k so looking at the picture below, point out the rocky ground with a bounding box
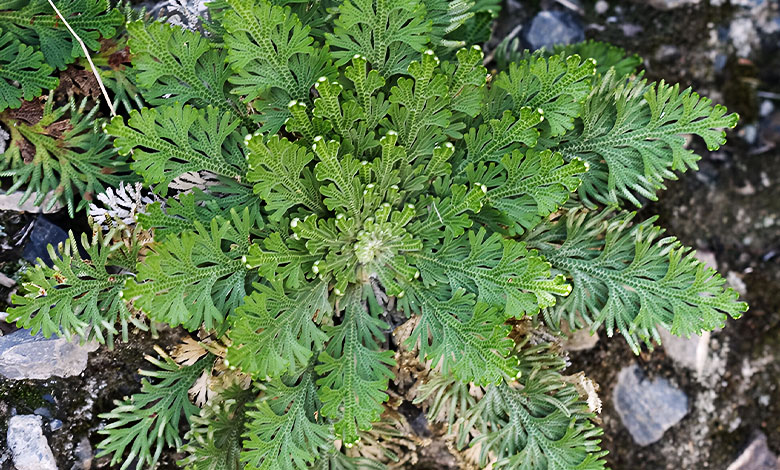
[1,1,779,469]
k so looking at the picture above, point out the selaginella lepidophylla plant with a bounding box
[3,0,748,469]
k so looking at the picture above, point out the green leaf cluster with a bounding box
[4,1,747,470]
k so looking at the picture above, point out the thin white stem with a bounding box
[45,0,116,116]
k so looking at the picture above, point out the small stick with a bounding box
[46,0,116,116]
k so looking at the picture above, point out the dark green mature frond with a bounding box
[413,227,570,316]
[0,0,123,69]
[7,224,143,347]
[494,52,596,137]
[558,71,738,207]
[226,280,330,379]
[402,287,516,385]
[124,209,253,331]
[470,148,586,235]
[326,0,431,76]
[180,386,254,470]
[423,0,474,54]
[315,287,395,444]
[456,107,544,172]
[1,95,135,216]
[243,369,331,470]
[106,104,247,195]
[525,210,748,353]
[126,21,241,118]
[247,135,327,220]
[551,40,642,77]
[98,351,212,470]
[0,33,57,111]
[494,40,641,78]
[223,0,336,132]
[461,344,606,470]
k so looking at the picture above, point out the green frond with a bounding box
[0,0,123,69]
[315,287,395,444]
[226,280,331,379]
[413,227,570,316]
[326,0,431,76]
[558,71,738,207]
[470,148,586,235]
[126,21,242,118]
[106,104,247,195]
[525,210,748,353]
[7,224,143,347]
[242,368,331,470]
[0,33,57,111]
[124,209,253,331]
[402,287,516,385]
[461,344,607,470]
[494,52,596,137]
[223,0,336,132]
[181,386,254,470]
[97,352,212,470]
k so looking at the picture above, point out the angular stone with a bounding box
[647,0,700,9]
[727,433,778,470]
[22,216,68,267]
[7,415,57,470]
[0,191,63,214]
[523,10,584,51]
[563,325,600,351]
[0,329,98,380]
[613,364,688,446]
[658,327,710,375]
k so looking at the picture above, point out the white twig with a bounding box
[484,23,523,66]
[46,0,116,116]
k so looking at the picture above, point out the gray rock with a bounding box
[523,10,584,51]
[0,329,98,380]
[727,433,778,470]
[647,0,700,9]
[0,126,8,154]
[0,191,63,214]
[72,436,93,470]
[563,325,600,351]
[613,364,688,446]
[7,415,57,470]
[658,328,710,375]
[22,217,68,267]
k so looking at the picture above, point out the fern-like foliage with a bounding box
[0,32,57,111]
[124,208,254,331]
[7,223,144,347]
[242,368,331,470]
[6,1,746,468]
[461,343,607,470]
[0,0,124,70]
[1,95,136,216]
[557,71,738,207]
[180,385,254,470]
[97,350,212,470]
[525,210,747,353]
